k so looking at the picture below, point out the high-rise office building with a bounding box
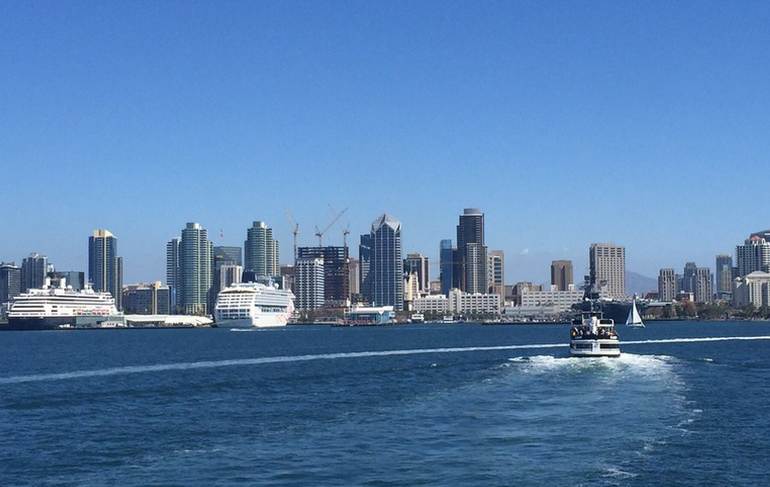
[122,282,171,315]
[359,234,373,304]
[487,250,505,300]
[589,243,626,299]
[658,268,677,302]
[172,222,213,315]
[295,257,324,310]
[550,260,574,291]
[736,236,770,277]
[244,221,279,278]
[371,214,403,310]
[694,267,713,304]
[88,229,123,309]
[404,253,429,292]
[166,238,180,313]
[297,246,349,307]
[21,253,48,292]
[439,239,454,295]
[456,208,487,293]
[715,255,733,300]
[0,262,21,305]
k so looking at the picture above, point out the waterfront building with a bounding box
[733,271,770,308]
[0,262,21,307]
[173,222,213,315]
[412,289,501,316]
[404,253,430,292]
[244,221,279,278]
[439,239,454,295]
[448,288,501,316]
[589,243,626,299]
[295,257,324,310]
[370,214,404,310]
[166,238,180,313]
[658,268,677,302]
[715,255,734,300]
[456,208,487,293]
[88,229,123,309]
[359,234,373,304]
[736,236,770,277]
[693,267,714,304]
[487,250,505,301]
[122,282,171,315]
[519,285,583,313]
[21,253,48,292]
[297,246,349,307]
[550,260,574,291]
[412,294,450,315]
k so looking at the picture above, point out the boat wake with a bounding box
[506,353,676,379]
[1,335,768,385]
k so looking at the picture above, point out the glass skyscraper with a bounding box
[88,230,122,308]
[370,214,403,310]
[439,239,454,295]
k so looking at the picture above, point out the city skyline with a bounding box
[3,2,770,283]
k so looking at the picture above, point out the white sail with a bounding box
[625,299,645,327]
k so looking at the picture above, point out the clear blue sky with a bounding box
[2,1,769,284]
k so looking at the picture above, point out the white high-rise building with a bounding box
[295,257,324,310]
[736,236,770,277]
[589,243,626,299]
[733,271,770,308]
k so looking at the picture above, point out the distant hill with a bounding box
[626,271,657,296]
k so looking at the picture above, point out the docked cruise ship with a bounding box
[214,282,295,328]
[6,278,121,330]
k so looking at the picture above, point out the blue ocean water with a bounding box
[1,322,769,486]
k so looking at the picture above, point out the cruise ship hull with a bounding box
[6,317,80,330]
[216,313,290,329]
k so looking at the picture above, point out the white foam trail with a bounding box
[2,335,769,385]
[623,335,770,345]
[0,343,565,385]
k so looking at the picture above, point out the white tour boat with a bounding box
[569,303,621,357]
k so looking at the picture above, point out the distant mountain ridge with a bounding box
[626,271,657,296]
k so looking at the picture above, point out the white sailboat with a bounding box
[625,298,645,328]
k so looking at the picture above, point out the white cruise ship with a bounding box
[6,278,120,330]
[214,282,295,328]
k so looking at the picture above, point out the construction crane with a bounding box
[342,223,351,248]
[284,210,299,262]
[315,207,348,247]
